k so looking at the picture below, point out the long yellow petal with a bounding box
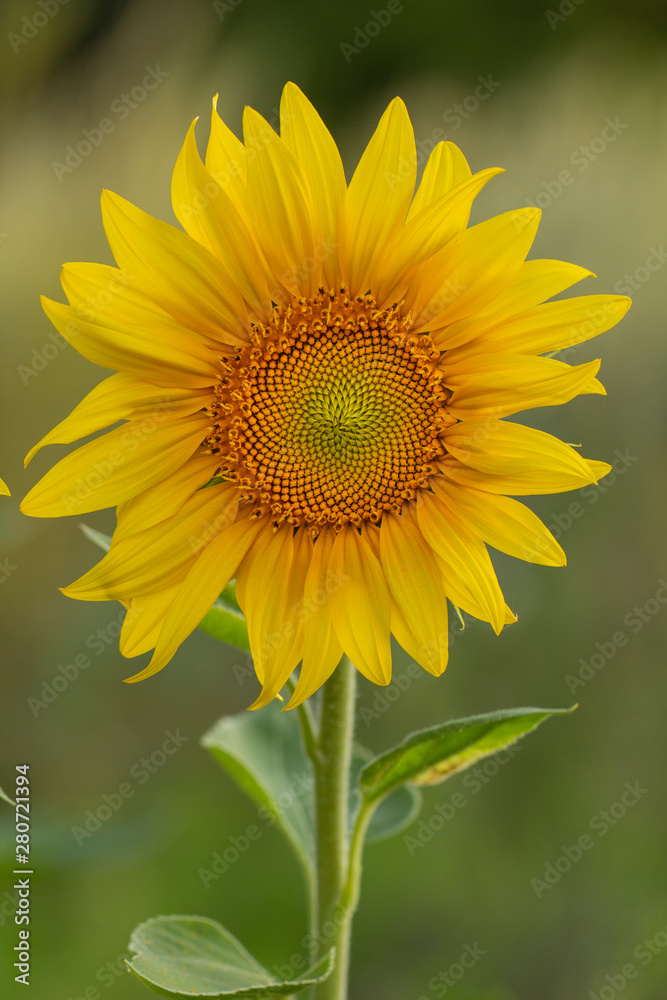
[327,525,392,685]
[172,119,272,321]
[338,97,416,297]
[125,514,266,682]
[441,258,594,354]
[280,82,346,291]
[43,292,218,389]
[21,411,210,518]
[205,95,250,221]
[63,483,238,600]
[114,450,219,538]
[416,490,505,633]
[407,141,472,220]
[287,527,343,709]
[120,585,180,657]
[444,418,605,484]
[25,374,211,466]
[380,511,449,676]
[243,107,321,298]
[0,478,9,496]
[410,208,541,334]
[245,526,312,710]
[101,190,249,345]
[447,294,631,359]
[444,356,604,418]
[375,167,504,307]
[432,478,565,566]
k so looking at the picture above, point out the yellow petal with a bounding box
[407,141,472,220]
[243,107,321,298]
[125,513,266,682]
[115,450,219,537]
[171,119,272,321]
[448,294,632,359]
[205,95,250,222]
[432,478,566,567]
[441,258,594,355]
[444,418,605,485]
[21,411,210,518]
[25,374,211,466]
[120,586,180,657]
[287,527,343,709]
[63,483,238,600]
[409,208,541,335]
[444,356,604,418]
[379,511,449,676]
[101,190,249,345]
[280,82,347,290]
[375,167,504,307]
[338,97,416,297]
[242,526,312,710]
[0,478,9,496]
[327,525,392,685]
[416,490,505,633]
[48,276,219,388]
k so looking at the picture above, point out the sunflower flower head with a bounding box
[21,83,630,709]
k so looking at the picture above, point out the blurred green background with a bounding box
[1,1,666,997]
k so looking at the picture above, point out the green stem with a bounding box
[313,655,357,1000]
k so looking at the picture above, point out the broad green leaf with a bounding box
[0,786,15,806]
[199,600,250,652]
[126,915,334,998]
[81,524,250,651]
[360,706,575,802]
[201,703,315,884]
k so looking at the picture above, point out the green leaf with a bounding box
[199,600,250,652]
[359,706,575,803]
[0,786,15,806]
[201,703,315,884]
[126,915,334,998]
[81,524,250,652]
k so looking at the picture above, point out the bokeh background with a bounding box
[1,1,666,997]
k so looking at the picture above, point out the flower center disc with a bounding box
[206,289,448,530]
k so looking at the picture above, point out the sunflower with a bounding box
[21,83,630,708]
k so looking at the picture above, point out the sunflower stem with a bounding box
[313,654,357,1000]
